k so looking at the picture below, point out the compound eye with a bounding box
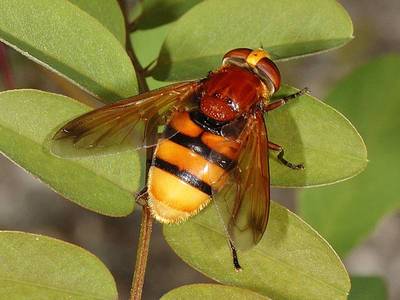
[255,57,281,92]
[222,48,252,67]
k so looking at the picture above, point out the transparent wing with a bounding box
[213,110,270,251]
[51,81,200,157]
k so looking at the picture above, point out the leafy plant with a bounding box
[299,55,400,258]
[299,55,400,300]
[0,0,370,299]
[0,231,117,300]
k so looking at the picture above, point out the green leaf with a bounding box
[152,0,353,81]
[0,231,117,300]
[137,0,202,29]
[129,1,144,23]
[131,22,175,90]
[132,22,173,68]
[0,0,136,102]
[299,55,400,256]
[68,0,126,44]
[131,1,188,82]
[268,85,366,187]
[163,201,350,300]
[349,276,387,300]
[0,89,141,216]
[161,284,270,300]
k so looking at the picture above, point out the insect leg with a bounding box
[268,141,304,170]
[229,239,242,272]
[264,87,309,112]
[211,197,242,272]
[135,187,149,206]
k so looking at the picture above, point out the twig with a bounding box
[118,1,154,300]
[129,205,153,300]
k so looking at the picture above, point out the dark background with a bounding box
[0,1,399,299]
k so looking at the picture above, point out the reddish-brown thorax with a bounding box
[200,65,266,122]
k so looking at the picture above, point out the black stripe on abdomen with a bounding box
[152,157,212,196]
[165,126,236,171]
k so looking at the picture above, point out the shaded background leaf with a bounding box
[152,0,353,81]
[0,231,117,300]
[137,0,202,29]
[0,89,140,216]
[299,55,400,257]
[0,0,136,102]
[131,0,203,88]
[131,22,174,90]
[68,0,126,44]
[161,284,270,300]
[163,201,350,300]
[349,276,387,300]
[132,23,173,70]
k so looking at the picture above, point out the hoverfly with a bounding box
[51,48,306,270]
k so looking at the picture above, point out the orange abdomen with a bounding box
[147,111,240,223]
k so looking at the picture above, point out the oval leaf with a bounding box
[0,89,141,216]
[161,284,270,300]
[152,0,353,81]
[0,231,117,300]
[299,55,400,256]
[0,0,136,102]
[269,85,366,187]
[163,201,350,300]
[68,0,126,44]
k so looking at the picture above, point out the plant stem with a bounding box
[129,205,153,300]
[118,2,154,299]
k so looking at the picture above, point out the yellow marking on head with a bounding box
[246,49,270,66]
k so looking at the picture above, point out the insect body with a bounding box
[52,48,306,269]
[148,109,241,223]
[148,64,266,223]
